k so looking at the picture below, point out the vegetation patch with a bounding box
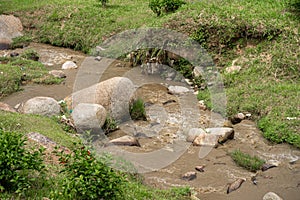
[0,129,44,193]
[130,98,147,121]
[0,111,77,148]
[230,149,265,172]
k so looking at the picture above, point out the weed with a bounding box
[149,0,186,16]
[10,35,32,49]
[130,98,147,121]
[102,115,119,134]
[230,149,265,172]
[20,49,39,61]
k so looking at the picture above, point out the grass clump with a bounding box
[230,149,265,172]
[130,98,146,121]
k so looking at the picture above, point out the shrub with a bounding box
[130,98,146,121]
[57,144,125,199]
[0,129,44,193]
[230,149,265,172]
[149,0,186,16]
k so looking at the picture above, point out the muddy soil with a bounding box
[1,43,299,199]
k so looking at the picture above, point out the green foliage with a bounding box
[130,98,146,121]
[20,49,39,61]
[149,0,186,16]
[0,129,44,193]
[230,149,265,172]
[102,115,119,134]
[0,110,77,148]
[0,57,63,96]
[98,0,109,7]
[56,144,124,199]
[259,116,300,148]
[11,35,32,49]
[0,63,22,97]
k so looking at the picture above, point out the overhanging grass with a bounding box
[0,111,77,148]
[0,57,62,97]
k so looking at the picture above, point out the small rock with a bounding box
[186,128,206,142]
[263,192,283,200]
[225,65,241,73]
[10,52,19,57]
[168,85,190,94]
[193,66,202,77]
[49,70,66,78]
[227,178,246,194]
[108,135,140,147]
[95,56,102,61]
[182,171,197,181]
[0,102,16,112]
[231,113,245,124]
[195,165,205,172]
[21,97,60,117]
[262,160,280,171]
[62,61,78,69]
[205,127,234,143]
[198,100,207,110]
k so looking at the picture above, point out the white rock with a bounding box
[72,103,107,133]
[49,70,66,78]
[21,97,60,117]
[108,135,140,146]
[205,127,234,143]
[226,65,241,73]
[168,85,190,94]
[186,128,206,142]
[193,66,202,77]
[182,171,197,181]
[193,133,219,147]
[62,61,78,69]
[263,192,283,200]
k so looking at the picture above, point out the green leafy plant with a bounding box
[11,35,32,49]
[56,143,125,199]
[130,98,147,121]
[149,0,186,16]
[102,115,119,134]
[230,149,265,172]
[0,129,44,193]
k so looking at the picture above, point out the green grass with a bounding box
[130,98,147,121]
[0,111,77,148]
[0,57,63,97]
[230,149,265,172]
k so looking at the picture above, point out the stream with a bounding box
[0,43,299,200]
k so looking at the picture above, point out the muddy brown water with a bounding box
[0,43,299,199]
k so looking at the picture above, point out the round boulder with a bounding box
[21,97,60,117]
[71,103,107,134]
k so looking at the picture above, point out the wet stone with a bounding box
[182,171,197,181]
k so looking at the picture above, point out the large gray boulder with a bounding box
[65,77,135,121]
[71,103,107,133]
[21,97,60,117]
[0,15,23,50]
